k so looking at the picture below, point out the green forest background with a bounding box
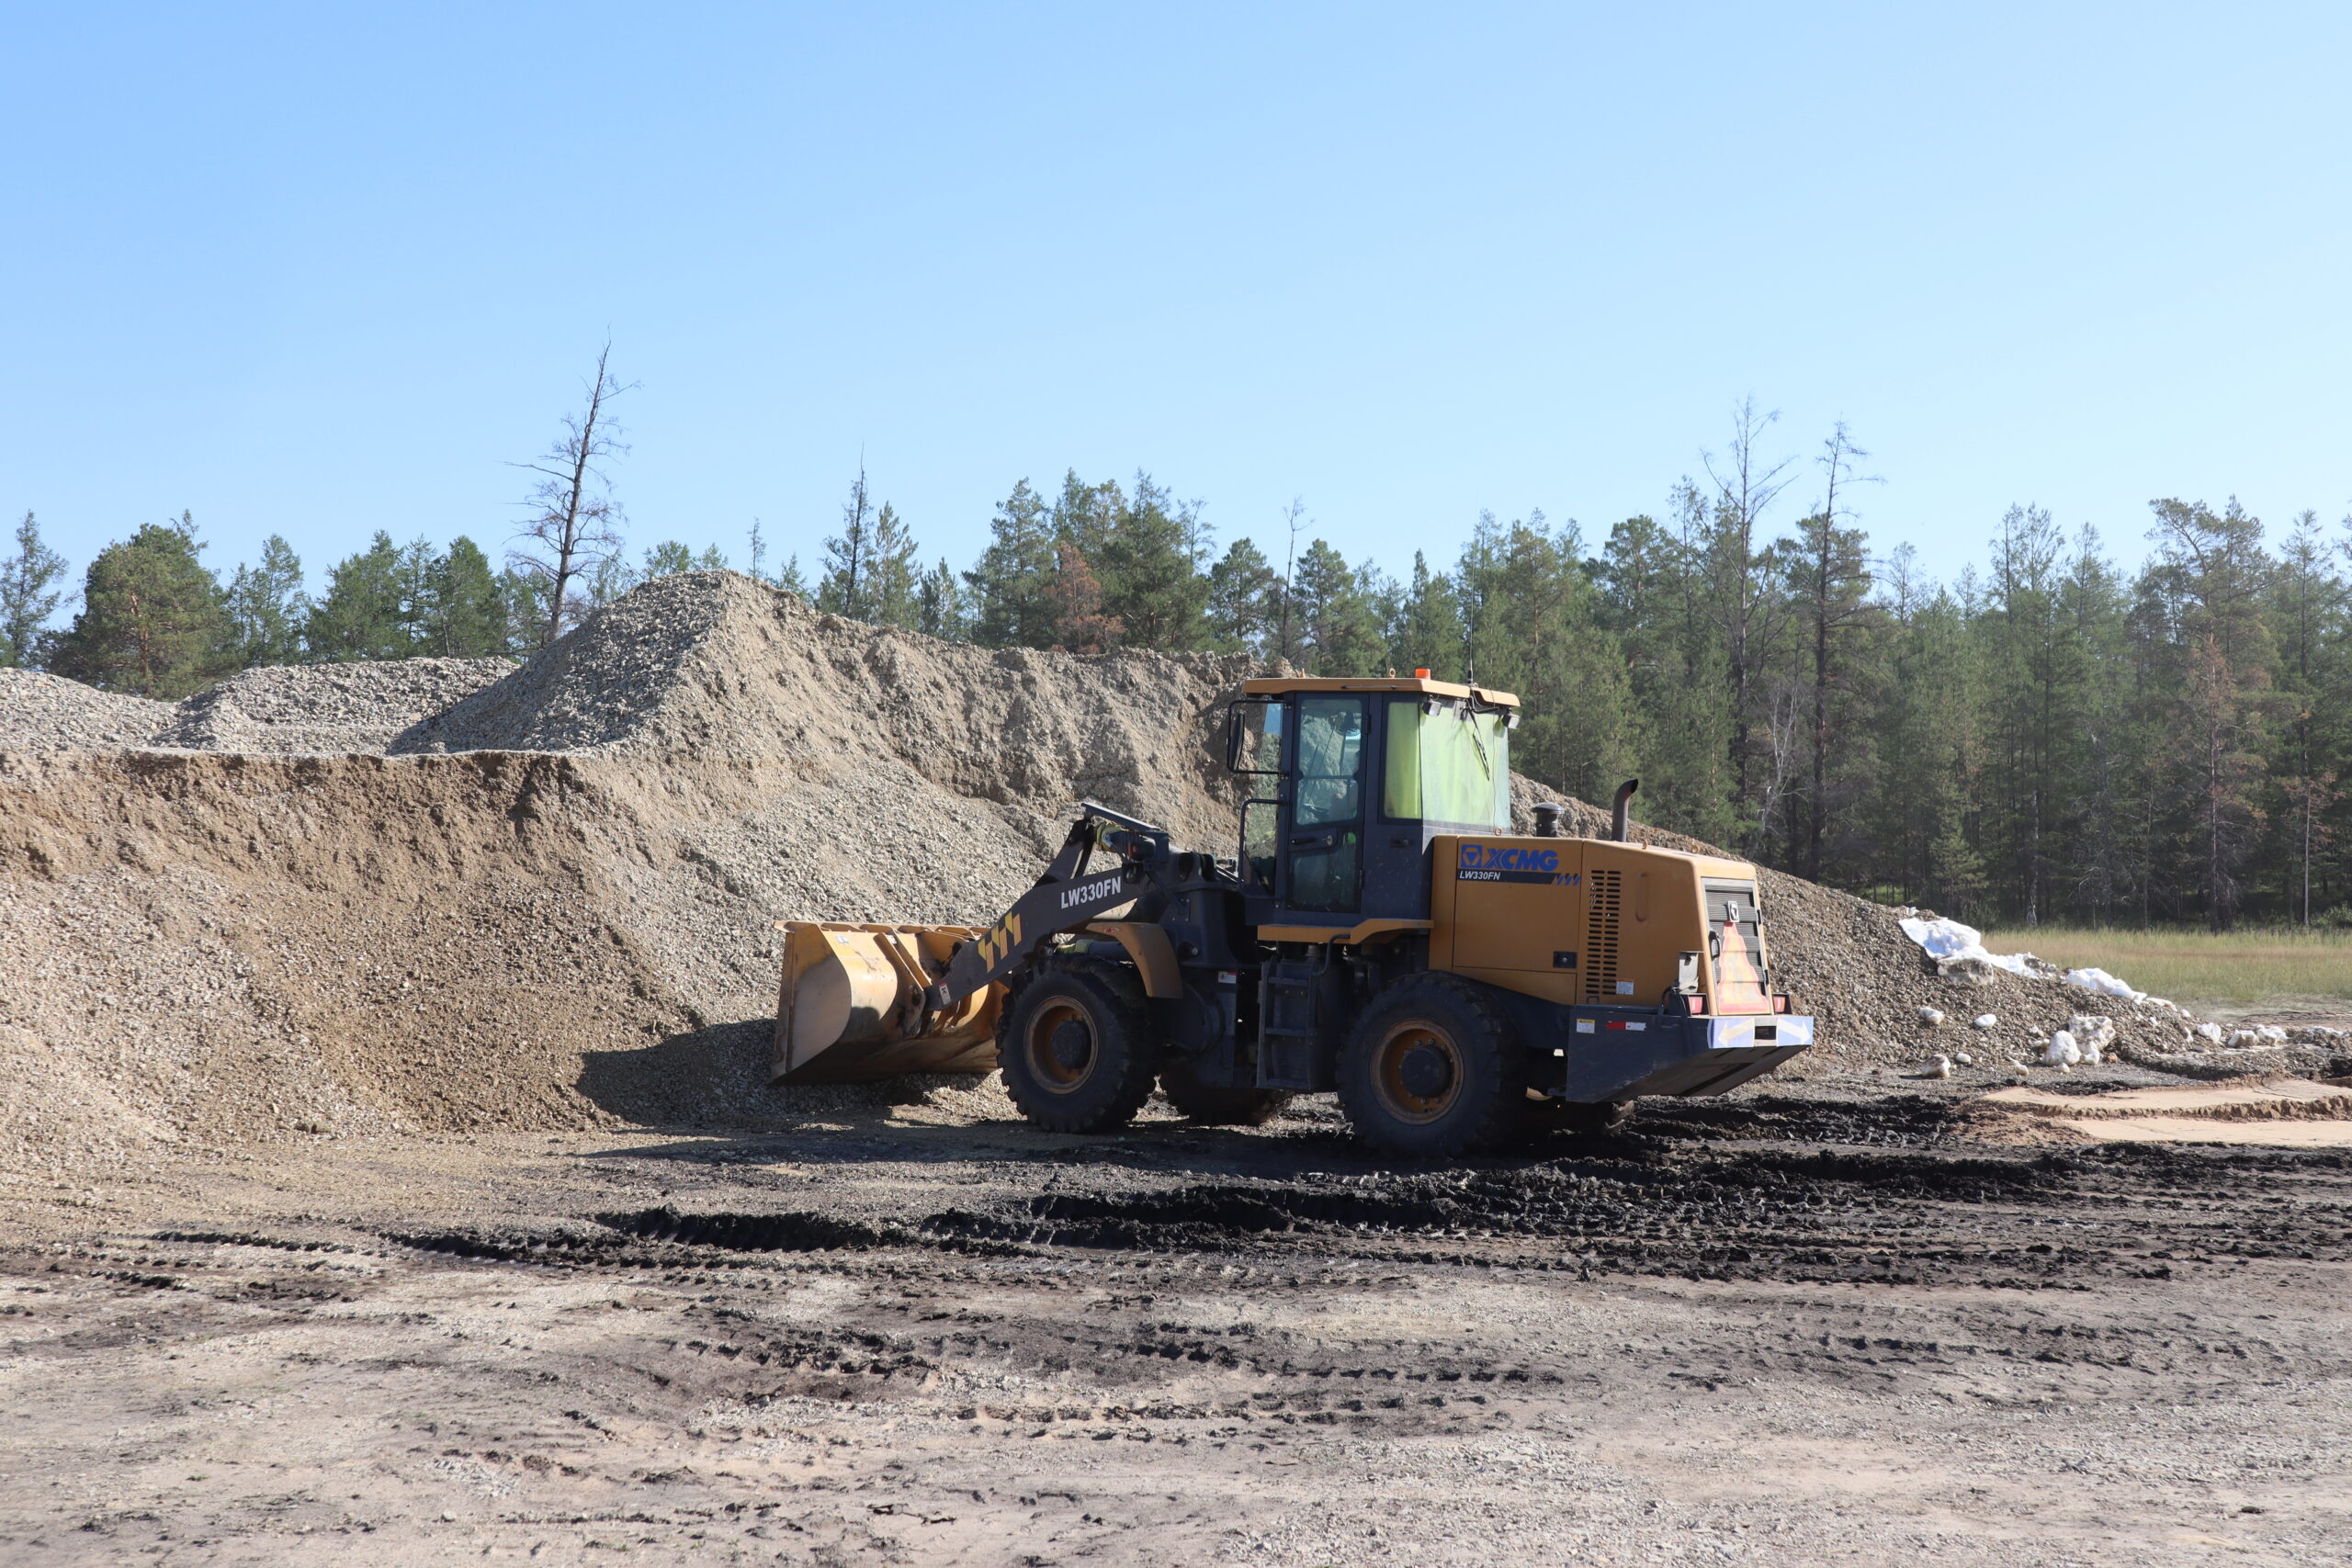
[6,405,2341,935]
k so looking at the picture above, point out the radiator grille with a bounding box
[1584,868,1623,1000]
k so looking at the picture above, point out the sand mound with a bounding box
[4,570,2309,1175]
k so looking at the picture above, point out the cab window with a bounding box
[1295,698,1364,827]
[1382,699,1510,829]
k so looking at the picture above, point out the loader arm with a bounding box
[930,804,1170,1006]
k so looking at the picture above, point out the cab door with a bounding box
[1283,694,1365,914]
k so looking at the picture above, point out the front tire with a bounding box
[1337,974,1530,1158]
[998,957,1159,1134]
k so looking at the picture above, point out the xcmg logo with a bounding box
[1458,843,1559,874]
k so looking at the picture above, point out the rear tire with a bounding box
[1337,973,1530,1159]
[1159,1058,1292,1127]
[998,957,1159,1134]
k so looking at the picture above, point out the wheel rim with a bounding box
[1023,998,1096,1092]
[1371,1020,1464,1124]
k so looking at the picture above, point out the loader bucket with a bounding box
[772,922,1003,1083]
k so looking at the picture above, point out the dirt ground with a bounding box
[3,1074,2346,1567]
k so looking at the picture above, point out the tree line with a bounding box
[7,385,2347,931]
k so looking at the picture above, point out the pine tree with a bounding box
[1048,542,1119,653]
[1452,513,1633,802]
[1,511,70,668]
[1051,471,1121,567]
[1863,548,1984,912]
[818,466,879,621]
[2145,498,2278,929]
[1290,540,1386,677]
[1204,538,1280,655]
[51,514,235,698]
[424,537,508,657]
[867,503,921,628]
[305,532,412,661]
[1097,473,1211,649]
[966,479,1057,648]
[1595,514,1735,846]
[587,553,634,606]
[1385,551,1463,679]
[226,536,308,667]
[917,558,969,639]
[2271,510,2346,922]
[2052,528,2135,924]
[1785,423,1880,882]
[501,568,552,655]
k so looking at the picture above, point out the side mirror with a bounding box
[1225,699,1281,774]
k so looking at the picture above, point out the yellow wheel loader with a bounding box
[775,675,1813,1158]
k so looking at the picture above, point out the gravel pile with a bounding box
[395,571,1253,844]
[160,657,515,752]
[0,669,175,750]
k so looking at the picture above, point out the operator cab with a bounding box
[1226,674,1520,931]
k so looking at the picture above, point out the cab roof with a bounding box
[1241,675,1521,708]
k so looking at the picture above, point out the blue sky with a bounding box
[5,3,2348,598]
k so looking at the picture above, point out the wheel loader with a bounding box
[773,675,1813,1157]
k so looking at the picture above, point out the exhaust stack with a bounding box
[1611,779,1640,842]
[1532,802,1564,838]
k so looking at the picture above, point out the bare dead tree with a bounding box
[511,344,632,647]
[1798,422,1881,879]
[1273,497,1306,669]
[1700,397,1799,840]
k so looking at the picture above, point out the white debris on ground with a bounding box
[2069,1015,2115,1066]
[2064,965,2149,1003]
[2045,1032,2082,1067]
[1890,918,2349,1073]
[1896,916,2167,1006]
[1921,1055,1952,1079]
[1973,1013,1999,1031]
[1917,1007,1944,1027]
[1898,917,2041,976]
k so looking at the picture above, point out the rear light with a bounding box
[1772,994,1791,1014]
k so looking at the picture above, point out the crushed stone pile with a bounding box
[160,657,515,752]
[0,669,175,750]
[6,570,2331,1179]
[0,659,515,755]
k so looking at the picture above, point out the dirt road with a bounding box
[3,1078,2346,1566]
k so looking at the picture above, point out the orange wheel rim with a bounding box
[1372,1021,1463,1124]
[1023,999,1096,1092]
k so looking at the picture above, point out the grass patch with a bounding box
[1979,925,2352,1008]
